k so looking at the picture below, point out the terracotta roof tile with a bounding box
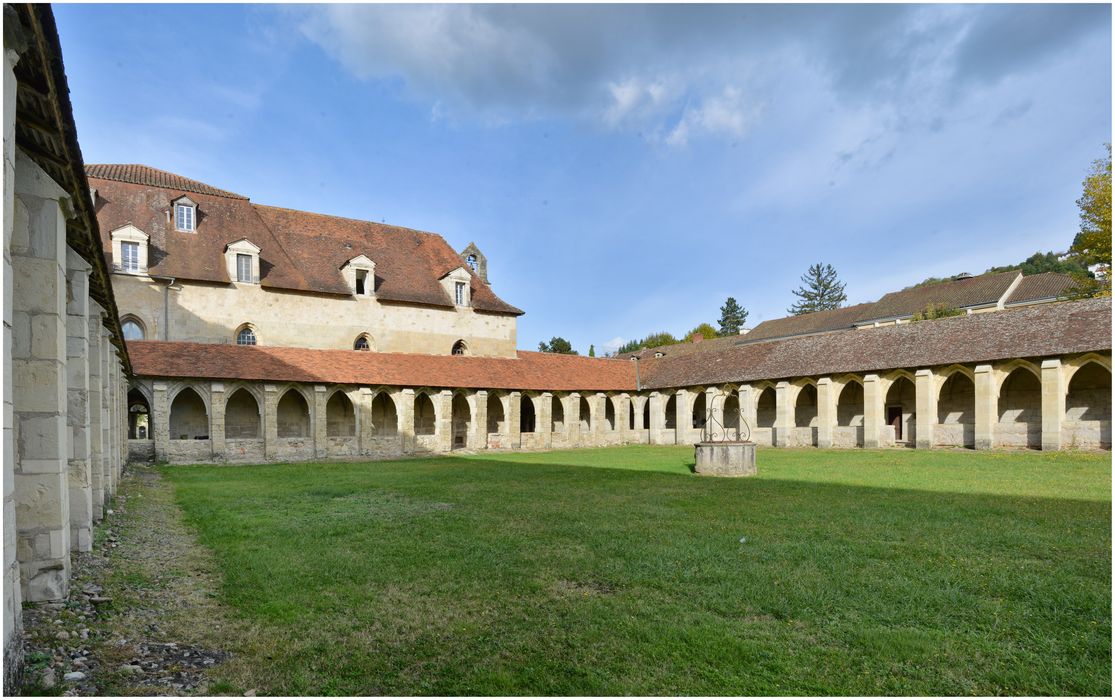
[637,297,1111,389]
[129,343,634,392]
[86,164,247,199]
[87,166,522,314]
[1005,272,1077,305]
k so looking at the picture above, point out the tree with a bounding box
[537,336,577,355]
[1069,144,1112,297]
[986,251,1088,277]
[617,331,680,354]
[911,303,964,322]
[588,344,595,357]
[788,263,847,315]
[717,297,748,336]
[686,323,718,341]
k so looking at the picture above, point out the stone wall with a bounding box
[109,272,518,358]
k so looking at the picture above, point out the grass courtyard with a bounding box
[163,446,1111,695]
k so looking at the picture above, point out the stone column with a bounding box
[816,378,835,449]
[100,331,112,491]
[106,362,118,490]
[974,364,996,450]
[152,381,170,462]
[210,382,226,462]
[565,393,581,447]
[473,391,488,449]
[629,394,647,442]
[263,384,279,460]
[863,374,883,448]
[507,391,522,449]
[773,381,792,447]
[1040,359,1065,451]
[313,385,328,458]
[738,385,755,439]
[538,392,553,449]
[395,389,414,453]
[648,392,664,444]
[357,388,373,454]
[435,390,453,452]
[615,393,631,442]
[914,369,937,450]
[591,393,606,444]
[11,149,72,600]
[86,309,104,520]
[65,249,93,552]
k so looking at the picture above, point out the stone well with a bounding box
[694,441,757,477]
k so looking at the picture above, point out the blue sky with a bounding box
[55,3,1111,354]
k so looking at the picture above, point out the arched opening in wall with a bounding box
[578,396,592,432]
[664,395,677,429]
[371,393,398,437]
[628,401,635,431]
[551,395,565,432]
[885,376,916,444]
[722,394,741,439]
[127,388,151,439]
[604,397,616,431]
[225,389,261,439]
[452,340,468,356]
[353,334,373,351]
[121,316,145,342]
[1066,363,1112,449]
[277,389,310,438]
[755,387,776,428]
[836,382,864,427]
[937,373,975,447]
[794,384,818,427]
[169,387,208,440]
[235,324,257,346]
[487,393,505,433]
[997,367,1041,448]
[520,395,537,433]
[415,393,436,436]
[327,392,356,437]
[641,400,650,429]
[451,393,471,449]
[691,392,707,430]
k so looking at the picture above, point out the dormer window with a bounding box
[173,197,197,232]
[342,255,376,297]
[439,266,471,308]
[224,239,261,285]
[109,224,149,274]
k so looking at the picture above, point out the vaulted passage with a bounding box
[326,392,356,437]
[794,384,818,427]
[520,395,537,433]
[722,394,740,439]
[885,377,916,445]
[169,388,208,440]
[551,395,565,432]
[604,397,616,431]
[371,393,397,437]
[998,368,1041,449]
[641,400,650,430]
[225,389,261,439]
[487,393,505,433]
[127,388,151,440]
[1065,363,1111,449]
[451,394,471,449]
[664,395,677,429]
[415,393,436,436]
[277,389,310,438]
[755,388,776,429]
[579,396,592,432]
[691,392,707,430]
[937,373,974,448]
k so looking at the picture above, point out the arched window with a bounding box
[121,317,145,341]
[127,388,151,439]
[466,254,478,272]
[236,325,257,346]
[521,395,536,433]
[354,335,371,351]
[452,340,467,356]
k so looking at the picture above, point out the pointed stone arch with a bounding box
[169,386,209,440]
[997,366,1041,448]
[276,386,311,438]
[225,387,262,439]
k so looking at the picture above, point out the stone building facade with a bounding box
[3,5,131,690]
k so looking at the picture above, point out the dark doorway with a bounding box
[886,406,903,440]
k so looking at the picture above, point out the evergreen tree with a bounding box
[537,336,577,355]
[788,263,847,315]
[717,297,748,336]
[588,344,595,357]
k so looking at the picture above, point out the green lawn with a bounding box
[165,446,1111,695]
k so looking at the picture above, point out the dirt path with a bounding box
[18,465,257,696]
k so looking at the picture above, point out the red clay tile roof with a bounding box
[857,271,1020,322]
[637,297,1111,389]
[86,164,247,199]
[1004,272,1077,305]
[87,166,522,314]
[128,342,635,392]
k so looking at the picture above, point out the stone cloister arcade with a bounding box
[128,352,1111,464]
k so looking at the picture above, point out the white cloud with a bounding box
[665,87,758,146]
[601,336,626,353]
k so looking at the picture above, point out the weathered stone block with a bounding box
[694,442,757,477]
